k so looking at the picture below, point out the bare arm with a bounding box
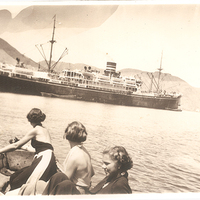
[0,129,36,154]
[64,156,77,180]
[21,144,35,152]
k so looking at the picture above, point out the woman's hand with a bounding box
[0,129,36,154]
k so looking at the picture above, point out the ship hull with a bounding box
[0,73,181,110]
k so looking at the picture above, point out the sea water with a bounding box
[0,92,200,194]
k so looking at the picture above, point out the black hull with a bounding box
[0,74,181,110]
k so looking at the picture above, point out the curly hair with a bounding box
[27,108,46,124]
[103,146,133,172]
[63,121,87,143]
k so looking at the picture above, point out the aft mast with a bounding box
[157,50,163,93]
[146,51,163,93]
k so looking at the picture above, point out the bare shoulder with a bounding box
[81,146,91,156]
[71,147,89,162]
[34,126,49,137]
[26,127,37,137]
[28,127,50,144]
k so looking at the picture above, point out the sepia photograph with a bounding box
[0,1,200,199]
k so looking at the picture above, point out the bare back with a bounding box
[33,125,51,144]
[63,145,94,188]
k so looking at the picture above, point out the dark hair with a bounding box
[103,146,133,172]
[63,121,87,143]
[27,108,46,124]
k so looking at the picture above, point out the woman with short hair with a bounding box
[0,108,57,195]
[42,121,94,195]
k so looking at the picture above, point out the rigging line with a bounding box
[147,73,159,91]
[138,77,150,91]
[157,75,165,90]
[22,19,58,59]
[156,50,164,93]
[135,74,148,91]
[52,41,68,53]
[51,52,68,70]
[51,48,68,71]
[35,45,44,59]
[141,82,149,91]
[22,36,48,53]
[35,42,49,54]
[50,41,68,59]
[160,74,167,82]
[36,42,49,46]
[146,72,153,92]
[154,73,163,88]
[21,41,49,58]
[40,45,49,66]
[153,75,161,91]
[39,45,48,62]
[35,45,49,67]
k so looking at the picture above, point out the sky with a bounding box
[0,1,200,88]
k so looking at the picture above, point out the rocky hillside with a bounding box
[0,38,199,112]
[0,38,38,69]
[119,69,200,112]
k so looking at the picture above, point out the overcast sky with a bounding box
[0,2,200,88]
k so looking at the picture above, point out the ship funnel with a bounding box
[106,62,116,73]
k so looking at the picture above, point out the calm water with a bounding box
[0,92,200,193]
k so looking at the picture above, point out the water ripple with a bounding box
[0,93,200,193]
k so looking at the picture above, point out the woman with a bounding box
[0,108,57,195]
[42,121,94,195]
[89,146,133,194]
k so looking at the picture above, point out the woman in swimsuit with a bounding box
[42,121,94,195]
[42,145,132,195]
[0,108,57,195]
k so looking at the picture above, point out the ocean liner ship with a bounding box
[0,17,181,111]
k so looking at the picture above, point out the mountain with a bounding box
[0,38,38,69]
[119,68,200,112]
[0,37,199,112]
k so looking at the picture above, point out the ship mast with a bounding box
[157,50,163,93]
[35,15,68,73]
[48,15,56,73]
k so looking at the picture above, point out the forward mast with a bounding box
[36,15,68,73]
